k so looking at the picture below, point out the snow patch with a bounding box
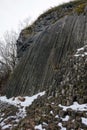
[59,102,87,111]
[35,124,46,130]
[0,91,45,108]
[50,110,54,115]
[2,124,12,130]
[0,91,45,129]
[77,47,84,52]
[58,123,66,130]
[81,117,87,126]
[61,115,69,121]
[74,45,87,57]
[42,122,48,126]
[55,115,59,118]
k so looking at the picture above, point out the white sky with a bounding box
[0,0,71,38]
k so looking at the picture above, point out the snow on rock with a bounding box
[61,115,69,121]
[1,124,12,130]
[55,115,59,118]
[0,91,45,119]
[59,102,87,111]
[77,47,84,52]
[74,45,87,57]
[0,91,45,130]
[81,117,87,126]
[84,52,87,55]
[0,91,45,108]
[50,110,54,115]
[35,124,46,130]
[58,123,66,130]
[42,122,48,126]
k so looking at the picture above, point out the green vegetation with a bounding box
[22,26,33,38]
[37,3,72,20]
[75,3,86,14]
[37,0,87,20]
[22,0,87,38]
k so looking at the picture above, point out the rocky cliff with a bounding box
[6,0,87,101]
[0,0,87,130]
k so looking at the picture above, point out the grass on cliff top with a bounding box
[22,0,87,35]
[37,0,87,19]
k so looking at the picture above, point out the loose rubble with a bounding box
[0,92,45,130]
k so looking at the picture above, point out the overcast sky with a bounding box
[0,0,71,39]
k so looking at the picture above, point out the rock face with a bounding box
[6,0,87,98]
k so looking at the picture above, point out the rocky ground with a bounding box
[0,101,19,130]
[0,45,87,130]
[15,95,87,130]
[0,93,87,130]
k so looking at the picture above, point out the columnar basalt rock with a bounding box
[6,1,87,99]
